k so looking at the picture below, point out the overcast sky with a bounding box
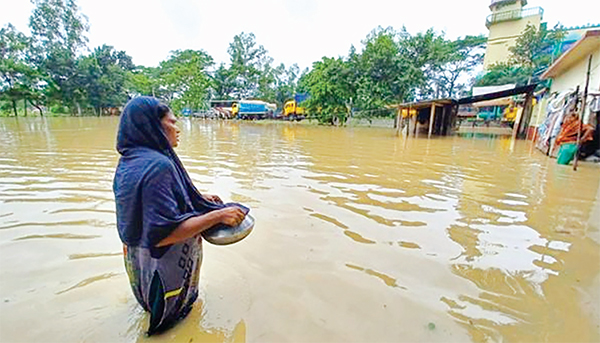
[2,0,599,70]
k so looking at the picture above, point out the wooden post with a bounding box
[512,108,521,140]
[412,106,418,136]
[518,90,534,139]
[429,103,436,137]
[451,104,458,134]
[526,98,542,141]
[573,55,593,171]
[405,106,410,136]
[441,105,448,135]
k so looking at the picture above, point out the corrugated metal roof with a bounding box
[541,30,600,79]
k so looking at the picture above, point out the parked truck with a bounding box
[283,93,308,121]
[232,100,276,120]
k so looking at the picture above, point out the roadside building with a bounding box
[533,30,600,158]
[538,29,600,126]
[541,30,600,100]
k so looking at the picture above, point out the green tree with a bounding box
[299,57,353,124]
[75,45,133,115]
[0,24,42,116]
[510,23,565,72]
[475,62,532,87]
[353,27,419,111]
[429,35,486,98]
[159,49,213,114]
[29,0,89,111]
[211,63,236,100]
[126,66,161,98]
[256,62,277,102]
[227,32,272,99]
[297,27,484,124]
[272,63,301,106]
[401,28,447,99]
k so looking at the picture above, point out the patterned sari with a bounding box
[123,237,202,334]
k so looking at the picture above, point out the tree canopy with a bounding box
[299,27,486,123]
[2,0,488,123]
[476,23,565,88]
[0,24,37,116]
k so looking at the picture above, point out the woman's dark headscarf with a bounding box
[113,96,227,249]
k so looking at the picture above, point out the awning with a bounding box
[457,84,537,105]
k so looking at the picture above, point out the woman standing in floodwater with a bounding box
[113,97,247,335]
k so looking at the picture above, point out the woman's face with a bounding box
[161,111,180,148]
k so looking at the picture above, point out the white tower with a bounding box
[483,0,543,69]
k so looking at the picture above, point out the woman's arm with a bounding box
[156,207,246,247]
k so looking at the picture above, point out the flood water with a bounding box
[0,117,599,343]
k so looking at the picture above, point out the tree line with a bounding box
[299,28,486,124]
[0,0,308,117]
[3,0,559,124]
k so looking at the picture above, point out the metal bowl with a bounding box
[202,214,255,245]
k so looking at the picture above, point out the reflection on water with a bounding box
[0,117,599,342]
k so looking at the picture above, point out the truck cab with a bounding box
[283,99,305,120]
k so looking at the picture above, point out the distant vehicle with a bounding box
[283,99,305,120]
[477,106,502,121]
[457,105,477,118]
[232,100,276,120]
[283,93,309,121]
[209,99,237,119]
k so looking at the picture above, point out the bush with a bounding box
[50,105,69,114]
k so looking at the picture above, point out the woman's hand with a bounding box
[156,206,246,247]
[217,207,246,227]
[203,194,223,204]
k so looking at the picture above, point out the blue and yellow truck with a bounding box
[232,100,276,120]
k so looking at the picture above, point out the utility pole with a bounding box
[573,55,593,171]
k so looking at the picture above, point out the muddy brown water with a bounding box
[0,117,599,343]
